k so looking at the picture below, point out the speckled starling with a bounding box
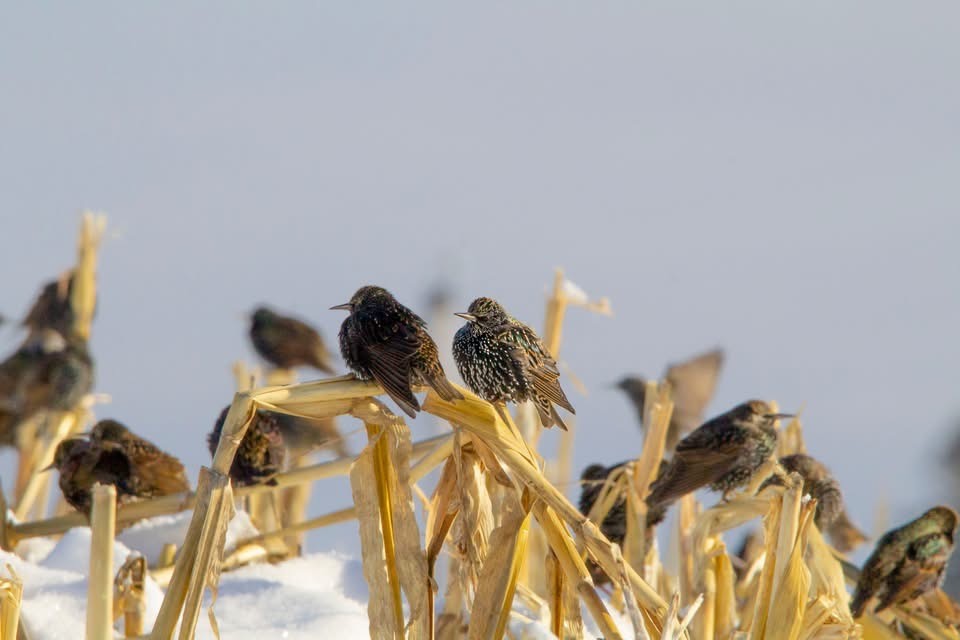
[22,271,79,336]
[249,306,336,374]
[851,506,958,618]
[89,419,190,497]
[579,460,669,582]
[646,400,790,510]
[332,285,462,418]
[453,297,574,430]
[759,453,867,552]
[209,406,286,487]
[49,437,134,512]
[0,330,94,447]
[616,348,724,451]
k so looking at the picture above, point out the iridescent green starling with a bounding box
[0,330,94,447]
[616,348,724,451]
[49,437,135,512]
[579,460,668,583]
[249,306,336,374]
[209,406,286,487]
[646,400,790,510]
[332,285,462,418]
[89,419,190,497]
[851,506,958,618]
[453,297,574,430]
[760,453,867,552]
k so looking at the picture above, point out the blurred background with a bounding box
[1,2,958,575]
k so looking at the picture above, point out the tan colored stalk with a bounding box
[87,484,117,640]
[0,564,23,640]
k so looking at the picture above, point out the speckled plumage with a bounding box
[0,330,94,447]
[616,348,724,452]
[249,306,336,374]
[453,297,574,430]
[760,453,867,552]
[209,406,286,486]
[90,419,190,497]
[51,437,135,512]
[851,506,958,618]
[334,285,462,418]
[579,460,668,583]
[646,400,785,511]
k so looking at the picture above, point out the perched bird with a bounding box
[760,453,868,552]
[89,419,190,497]
[22,271,78,336]
[453,297,575,430]
[209,406,286,486]
[249,306,336,374]
[332,285,462,418]
[616,348,724,451]
[851,506,958,618]
[49,437,134,512]
[0,330,94,447]
[646,400,789,510]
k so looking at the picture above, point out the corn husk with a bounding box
[0,564,23,640]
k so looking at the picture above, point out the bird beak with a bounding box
[766,413,795,420]
[40,463,56,473]
[329,303,352,311]
[454,312,477,321]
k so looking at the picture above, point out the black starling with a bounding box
[332,285,462,418]
[0,330,94,447]
[851,506,958,618]
[49,437,135,512]
[579,460,668,583]
[616,348,724,451]
[249,306,336,374]
[452,297,575,430]
[22,271,79,337]
[759,453,867,552]
[89,419,190,497]
[646,400,790,510]
[209,406,286,487]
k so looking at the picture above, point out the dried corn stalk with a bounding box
[0,564,22,640]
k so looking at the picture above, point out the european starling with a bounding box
[209,406,286,487]
[332,285,462,418]
[759,453,867,552]
[851,506,958,618]
[616,348,724,451]
[453,297,574,430]
[22,271,79,337]
[49,437,135,512]
[579,460,668,583]
[89,419,190,497]
[0,330,94,447]
[646,400,790,510]
[249,306,336,374]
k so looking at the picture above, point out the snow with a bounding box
[4,511,371,640]
[4,510,633,639]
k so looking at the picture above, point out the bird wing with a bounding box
[851,529,903,616]
[131,447,191,496]
[355,308,422,418]
[647,426,747,506]
[665,348,724,436]
[501,323,575,414]
[263,317,334,372]
[874,532,951,612]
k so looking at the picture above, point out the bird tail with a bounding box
[426,373,463,404]
[849,588,869,619]
[827,511,869,553]
[549,405,569,431]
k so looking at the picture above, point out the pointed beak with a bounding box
[329,303,352,311]
[454,312,477,321]
[40,463,56,473]
[766,413,795,420]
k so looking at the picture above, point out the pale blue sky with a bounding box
[1,3,959,561]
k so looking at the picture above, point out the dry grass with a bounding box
[3,221,958,639]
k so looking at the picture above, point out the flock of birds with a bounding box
[0,277,956,623]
